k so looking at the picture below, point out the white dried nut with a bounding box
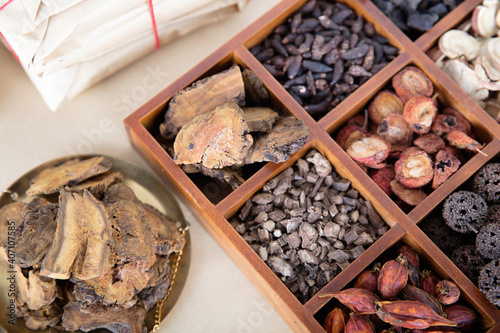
[438,30,481,61]
[472,5,499,38]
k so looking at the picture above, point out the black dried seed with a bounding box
[304,96,332,115]
[406,12,439,32]
[286,56,303,79]
[297,18,320,34]
[290,13,302,33]
[291,85,313,98]
[298,33,315,53]
[263,63,283,78]
[333,83,358,95]
[323,49,339,66]
[331,59,344,85]
[340,44,370,60]
[283,74,308,89]
[442,191,488,234]
[333,9,353,24]
[302,60,332,73]
[306,71,316,96]
[282,33,297,44]
[299,0,316,14]
[256,48,275,62]
[274,24,288,36]
[272,36,288,57]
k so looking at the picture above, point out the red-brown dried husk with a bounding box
[446,130,484,153]
[435,280,460,305]
[354,264,381,293]
[400,285,444,317]
[444,145,466,164]
[368,90,404,125]
[421,270,440,297]
[324,307,348,333]
[431,108,471,136]
[403,96,438,134]
[345,135,391,169]
[345,313,375,333]
[375,300,457,329]
[394,149,433,188]
[414,133,446,155]
[397,244,419,270]
[378,254,408,299]
[370,167,395,197]
[411,327,460,332]
[431,150,461,189]
[336,124,369,150]
[392,66,434,104]
[390,179,427,206]
[444,304,477,328]
[321,288,381,314]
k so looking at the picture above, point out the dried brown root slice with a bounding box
[173,103,253,169]
[69,171,123,199]
[368,90,404,125]
[0,201,24,247]
[370,167,395,197]
[438,30,481,61]
[390,179,427,206]
[142,203,185,256]
[403,96,438,134]
[62,302,146,333]
[17,299,63,331]
[335,124,369,150]
[160,66,245,139]
[377,113,413,152]
[413,133,446,155]
[345,135,391,169]
[432,150,461,189]
[392,66,434,104]
[472,4,499,38]
[182,164,244,190]
[41,189,112,280]
[242,68,270,106]
[15,267,57,311]
[244,116,310,164]
[243,107,279,132]
[395,149,433,188]
[446,130,487,156]
[15,203,58,268]
[432,108,471,136]
[138,256,172,311]
[26,156,112,196]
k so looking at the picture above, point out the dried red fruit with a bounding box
[407,263,421,287]
[392,66,434,104]
[414,133,446,155]
[394,149,433,188]
[377,113,413,154]
[444,304,477,329]
[348,114,368,129]
[320,288,381,314]
[345,313,375,333]
[403,96,438,134]
[397,244,419,270]
[446,130,486,156]
[368,90,404,125]
[354,263,381,293]
[444,145,466,164]
[421,270,440,297]
[412,327,460,332]
[375,300,457,329]
[378,254,408,299]
[435,280,460,305]
[400,285,444,317]
[370,167,395,197]
[390,179,427,206]
[324,307,348,333]
[431,108,471,136]
[345,135,391,169]
[336,124,369,150]
[431,150,461,189]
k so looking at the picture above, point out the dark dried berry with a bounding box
[476,223,500,260]
[442,191,488,233]
[472,163,500,204]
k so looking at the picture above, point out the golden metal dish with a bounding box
[0,155,190,333]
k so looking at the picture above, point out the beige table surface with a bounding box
[0,0,295,332]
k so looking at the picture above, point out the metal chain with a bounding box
[152,227,187,332]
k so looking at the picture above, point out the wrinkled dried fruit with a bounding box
[368,90,404,125]
[324,307,348,333]
[378,254,408,299]
[375,300,457,329]
[336,124,369,150]
[397,244,419,270]
[403,96,438,134]
[431,108,471,136]
[421,270,440,297]
[345,313,375,333]
[435,280,460,305]
[432,150,461,189]
[377,113,413,153]
[400,285,444,317]
[395,149,433,188]
[444,304,476,329]
[320,288,381,314]
[370,167,395,197]
[346,135,391,169]
[390,179,427,206]
[354,263,381,293]
[446,130,486,155]
[392,66,434,104]
[414,134,446,155]
[407,264,421,287]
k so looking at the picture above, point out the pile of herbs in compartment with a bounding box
[249,0,399,120]
[230,149,388,303]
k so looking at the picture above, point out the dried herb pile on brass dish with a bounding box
[0,156,185,333]
[158,65,310,191]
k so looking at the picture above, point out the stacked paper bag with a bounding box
[0,0,249,110]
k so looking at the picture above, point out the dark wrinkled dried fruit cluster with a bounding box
[250,0,398,120]
[442,191,488,233]
[320,243,477,332]
[372,0,463,41]
[450,245,485,285]
[479,260,500,306]
[472,163,500,204]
